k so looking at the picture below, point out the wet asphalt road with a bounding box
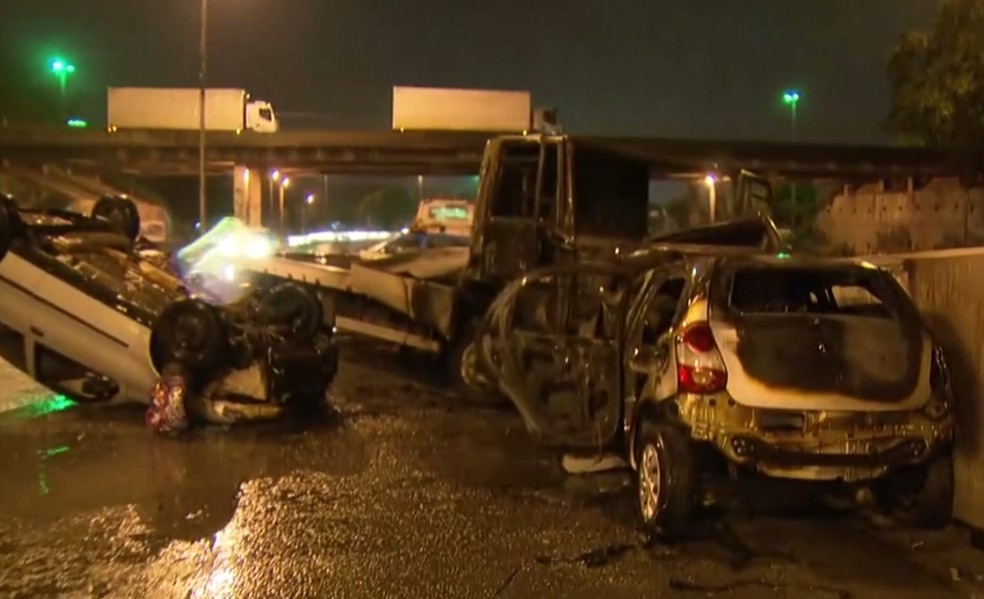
[1,340,984,599]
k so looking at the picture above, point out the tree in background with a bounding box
[886,0,984,147]
[771,182,828,249]
[357,186,416,229]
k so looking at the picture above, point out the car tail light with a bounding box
[676,322,728,394]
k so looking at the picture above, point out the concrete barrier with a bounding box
[864,248,984,528]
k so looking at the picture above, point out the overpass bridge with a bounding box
[3,126,983,229]
[1,126,982,179]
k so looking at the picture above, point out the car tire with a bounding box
[153,300,225,372]
[92,196,141,242]
[0,194,20,262]
[635,420,698,541]
[880,454,954,529]
[259,283,323,341]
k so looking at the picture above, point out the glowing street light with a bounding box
[278,177,291,233]
[782,90,801,141]
[49,57,76,116]
[302,193,315,233]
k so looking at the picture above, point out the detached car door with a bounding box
[477,262,628,449]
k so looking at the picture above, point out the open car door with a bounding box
[476,263,627,449]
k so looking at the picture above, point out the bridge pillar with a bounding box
[233,165,263,227]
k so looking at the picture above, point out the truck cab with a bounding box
[245,100,278,133]
[467,135,650,284]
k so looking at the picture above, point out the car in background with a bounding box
[357,229,471,262]
[0,194,338,424]
[478,245,955,539]
[413,199,474,237]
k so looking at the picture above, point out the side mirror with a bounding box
[628,345,665,374]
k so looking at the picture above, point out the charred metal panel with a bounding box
[349,263,456,336]
[734,315,922,403]
[483,218,539,279]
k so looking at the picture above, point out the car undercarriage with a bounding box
[0,193,338,426]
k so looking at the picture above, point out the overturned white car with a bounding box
[0,194,338,424]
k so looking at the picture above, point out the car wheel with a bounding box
[635,420,697,541]
[880,454,954,529]
[0,194,20,262]
[258,283,324,341]
[92,196,141,241]
[153,300,225,372]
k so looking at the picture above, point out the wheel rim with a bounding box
[639,443,662,521]
[460,341,479,385]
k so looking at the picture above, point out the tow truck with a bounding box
[245,132,779,399]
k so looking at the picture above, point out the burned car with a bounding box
[479,245,955,539]
[0,194,337,424]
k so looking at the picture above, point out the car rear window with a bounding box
[724,263,914,320]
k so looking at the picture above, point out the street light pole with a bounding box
[782,90,801,212]
[303,193,315,234]
[198,0,209,233]
[782,90,800,142]
[279,177,290,233]
[49,58,76,122]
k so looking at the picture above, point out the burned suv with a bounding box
[480,241,955,539]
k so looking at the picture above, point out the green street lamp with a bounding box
[782,90,800,141]
[50,58,76,102]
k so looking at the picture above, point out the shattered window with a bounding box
[572,143,649,240]
[492,141,540,218]
[726,265,911,320]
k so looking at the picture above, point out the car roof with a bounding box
[713,253,885,273]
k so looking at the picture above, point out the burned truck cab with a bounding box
[466,135,651,285]
[457,135,653,341]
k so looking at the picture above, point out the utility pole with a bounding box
[198,0,209,232]
[783,90,801,215]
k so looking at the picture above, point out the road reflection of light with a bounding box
[191,523,240,599]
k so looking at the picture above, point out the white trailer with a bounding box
[107,87,278,133]
[392,86,531,133]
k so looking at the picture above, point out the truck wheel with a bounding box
[635,420,697,541]
[879,454,954,529]
[0,194,20,262]
[446,321,506,407]
[93,196,141,242]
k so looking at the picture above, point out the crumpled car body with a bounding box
[476,223,955,536]
[0,196,338,425]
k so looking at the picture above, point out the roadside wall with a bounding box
[818,180,984,254]
[865,249,984,528]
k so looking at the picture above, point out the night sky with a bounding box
[0,1,941,143]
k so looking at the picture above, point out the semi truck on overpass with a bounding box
[107,87,279,134]
[392,86,532,133]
